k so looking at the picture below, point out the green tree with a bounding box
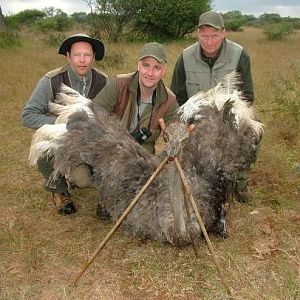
[43,7,65,17]
[259,13,281,24]
[133,0,211,38]
[4,9,45,29]
[86,0,138,41]
[86,0,211,41]
[34,14,73,32]
[222,10,243,31]
[71,12,89,24]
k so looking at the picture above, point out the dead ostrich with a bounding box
[29,72,263,246]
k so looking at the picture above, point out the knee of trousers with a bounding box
[69,164,93,188]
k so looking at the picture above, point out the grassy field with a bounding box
[0,28,299,299]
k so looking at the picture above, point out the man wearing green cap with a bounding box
[21,33,108,215]
[170,11,255,203]
[93,42,179,155]
[171,10,253,105]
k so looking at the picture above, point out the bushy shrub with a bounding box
[70,12,89,24]
[89,0,211,40]
[4,9,45,29]
[42,33,66,47]
[0,30,22,48]
[225,20,243,32]
[33,15,73,32]
[263,23,294,41]
[292,20,300,29]
[100,51,125,69]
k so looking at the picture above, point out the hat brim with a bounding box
[139,55,166,64]
[197,23,223,30]
[58,36,105,61]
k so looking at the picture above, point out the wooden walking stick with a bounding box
[71,156,169,286]
[174,157,232,296]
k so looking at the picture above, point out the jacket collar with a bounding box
[67,64,93,83]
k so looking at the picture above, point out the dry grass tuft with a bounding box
[1,28,299,299]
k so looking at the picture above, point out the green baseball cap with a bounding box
[197,11,224,30]
[138,42,167,64]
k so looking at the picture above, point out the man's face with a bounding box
[67,41,95,77]
[138,57,166,89]
[198,26,225,58]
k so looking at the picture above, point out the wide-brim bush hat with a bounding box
[138,42,167,64]
[58,33,105,61]
[197,11,224,30]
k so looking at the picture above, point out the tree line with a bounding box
[0,0,299,48]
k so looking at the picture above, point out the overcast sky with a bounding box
[1,0,300,17]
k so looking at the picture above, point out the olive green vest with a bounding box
[183,39,243,98]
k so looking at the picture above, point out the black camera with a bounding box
[131,127,152,144]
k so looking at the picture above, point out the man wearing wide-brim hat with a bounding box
[170,11,255,203]
[21,33,108,215]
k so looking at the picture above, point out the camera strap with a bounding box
[136,84,156,130]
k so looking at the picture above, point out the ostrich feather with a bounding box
[28,123,67,166]
[55,84,92,105]
[28,83,93,166]
[178,72,263,138]
[29,74,263,246]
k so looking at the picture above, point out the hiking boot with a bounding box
[52,192,76,215]
[96,203,111,220]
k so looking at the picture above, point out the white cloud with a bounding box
[1,0,90,15]
[213,0,300,17]
[1,0,300,18]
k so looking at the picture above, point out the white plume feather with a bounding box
[177,71,263,137]
[29,124,67,166]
